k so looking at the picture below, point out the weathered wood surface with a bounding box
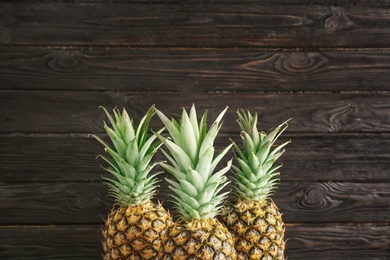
[0,224,388,260]
[2,48,390,92]
[2,91,390,134]
[0,225,103,260]
[2,3,390,48]
[1,1,389,259]
[1,134,389,182]
[1,181,389,224]
[286,224,390,259]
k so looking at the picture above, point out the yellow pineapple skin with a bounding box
[219,199,286,260]
[102,200,172,260]
[160,218,237,260]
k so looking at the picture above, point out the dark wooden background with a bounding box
[1,1,390,259]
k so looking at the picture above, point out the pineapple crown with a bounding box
[155,104,232,220]
[231,110,290,201]
[92,105,164,207]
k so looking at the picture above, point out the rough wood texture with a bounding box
[286,224,390,259]
[1,91,390,134]
[1,134,389,182]
[1,181,389,224]
[2,48,390,92]
[1,3,390,48]
[0,1,389,259]
[0,224,388,259]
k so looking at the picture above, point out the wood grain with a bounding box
[0,224,388,260]
[285,224,390,259]
[0,225,103,260]
[1,181,388,224]
[274,181,390,223]
[2,47,390,92]
[0,1,389,258]
[1,134,389,182]
[1,91,389,134]
[0,182,113,225]
[2,3,390,48]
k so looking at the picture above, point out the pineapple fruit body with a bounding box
[155,105,237,260]
[103,200,172,260]
[93,105,172,260]
[221,110,290,260]
[219,199,285,260]
[161,219,236,260]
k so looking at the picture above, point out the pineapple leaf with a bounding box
[139,127,164,160]
[186,169,205,192]
[199,107,228,157]
[248,152,260,172]
[189,104,200,143]
[160,163,186,181]
[155,109,181,145]
[195,146,214,184]
[120,108,135,144]
[96,154,119,173]
[207,159,232,186]
[210,143,233,176]
[180,108,198,162]
[126,139,140,166]
[155,132,194,172]
[160,149,181,172]
[135,105,155,145]
[241,131,256,158]
[100,106,120,134]
[178,179,199,198]
[157,105,231,220]
[231,140,246,161]
[256,141,272,165]
[104,121,127,158]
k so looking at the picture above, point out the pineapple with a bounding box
[155,105,237,260]
[219,110,290,260]
[92,105,172,260]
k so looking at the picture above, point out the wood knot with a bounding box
[324,6,354,32]
[47,50,82,72]
[274,52,328,75]
[296,183,331,211]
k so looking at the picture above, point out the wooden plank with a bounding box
[3,47,390,92]
[0,182,113,225]
[1,134,389,182]
[2,3,390,48]
[36,0,390,4]
[1,91,390,134]
[274,181,390,223]
[1,181,388,224]
[0,224,388,259]
[0,225,103,260]
[285,224,390,259]
[282,134,390,181]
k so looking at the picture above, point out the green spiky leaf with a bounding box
[156,104,231,220]
[92,105,161,206]
[231,109,290,201]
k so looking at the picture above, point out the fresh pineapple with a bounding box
[219,110,290,260]
[92,105,172,260]
[155,105,237,260]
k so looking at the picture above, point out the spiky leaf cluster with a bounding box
[155,105,233,220]
[232,110,290,201]
[92,105,163,206]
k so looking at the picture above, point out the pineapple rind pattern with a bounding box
[102,201,172,260]
[161,219,236,260]
[155,105,238,260]
[93,106,172,259]
[219,110,289,260]
[220,199,285,260]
